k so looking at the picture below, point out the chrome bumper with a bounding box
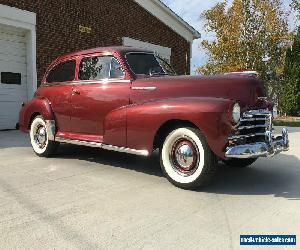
[225,128,289,159]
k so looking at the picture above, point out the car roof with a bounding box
[57,46,154,60]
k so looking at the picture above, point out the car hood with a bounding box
[131,75,267,109]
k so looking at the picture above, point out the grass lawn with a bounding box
[274,116,300,127]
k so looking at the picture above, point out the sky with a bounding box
[161,0,298,74]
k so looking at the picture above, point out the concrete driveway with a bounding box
[0,127,299,250]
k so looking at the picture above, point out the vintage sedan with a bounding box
[19,47,289,189]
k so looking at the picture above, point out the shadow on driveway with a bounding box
[202,154,300,200]
[57,144,300,200]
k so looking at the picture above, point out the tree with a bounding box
[281,28,300,116]
[291,0,300,17]
[198,0,291,102]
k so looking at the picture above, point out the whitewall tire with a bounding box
[160,127,217,189]
[30,116,59,157]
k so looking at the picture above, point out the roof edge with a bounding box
[134,0,201,42]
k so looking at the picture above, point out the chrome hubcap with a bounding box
[34,126,47,148]
[175,144,195,169]
[170,138,199,175]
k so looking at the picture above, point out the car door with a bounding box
[42,59,76,132]
[70,54,130,144]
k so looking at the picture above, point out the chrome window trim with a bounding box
[78,55,126,83]
[45,59,77,85]
[124,51,172,76]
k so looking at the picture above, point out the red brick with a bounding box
[0,0,190,84]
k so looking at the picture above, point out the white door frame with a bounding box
[0,4,37,100]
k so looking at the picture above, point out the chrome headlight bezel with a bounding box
[232,103,241,124]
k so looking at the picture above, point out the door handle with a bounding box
[72,89,80,95]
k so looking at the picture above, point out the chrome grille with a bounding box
[229,109,272,144]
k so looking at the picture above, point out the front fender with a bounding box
[19,97,55,132]
[126,97,234,159]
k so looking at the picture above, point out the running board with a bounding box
[55,137,149,156]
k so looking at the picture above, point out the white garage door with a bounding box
[0,24,27,130]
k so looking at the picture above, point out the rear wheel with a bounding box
[160,127,217,189]
[30,116,59,157]
[222,158,257,168]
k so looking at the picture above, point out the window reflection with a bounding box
[79,56,124,81]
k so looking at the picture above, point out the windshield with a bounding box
[125,53,176,76]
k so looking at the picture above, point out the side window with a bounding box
[79,56,124,81]
[47,60,76,83]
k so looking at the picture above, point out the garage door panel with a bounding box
[0,93,27,102]
[0,44,26,57]
[0,38,26,50]
[0,25,26,35]
[0,101,22,129]
[0,54,26,65]
[0,86,26,91]
[0,31,26,43]
[0,77,27,87]
[0,64,27,76]
[0,24,27,130]
[0,118,19,130]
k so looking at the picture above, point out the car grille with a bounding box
[229,109,272,145]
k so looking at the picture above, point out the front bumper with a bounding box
[225,128,289,159]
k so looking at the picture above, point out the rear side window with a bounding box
[47,60,76,83]
[79,56,124,81]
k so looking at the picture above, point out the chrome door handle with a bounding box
[72,89,80,95]
[131,86,157,91]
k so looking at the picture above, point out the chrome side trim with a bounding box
[56,137,149,156]
[72,79,131,84]
[131,86,157,91]
[45,120,56,141]
[258,97,268,101]
[44,79,131,87]
[226,128,289,158]
[56,137,102,147]
[101,144,149,156]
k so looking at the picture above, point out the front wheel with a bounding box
[30,116,59,157]
[160,127,217,189]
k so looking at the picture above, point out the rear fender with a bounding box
[19,97,55,140]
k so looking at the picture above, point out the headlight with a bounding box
[232,103,241,123]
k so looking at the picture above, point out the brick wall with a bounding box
[0,0,190,84]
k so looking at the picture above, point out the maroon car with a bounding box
[19,47,289,189]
